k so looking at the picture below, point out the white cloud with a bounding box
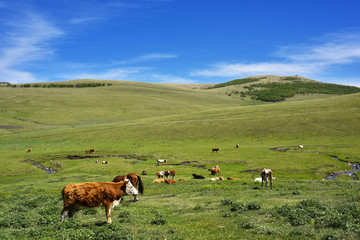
[152,74,196,83]
[0,13,63,83]
[115,53,177,65]
[192,62,320,77]
[66,67,148,80]
[192,31,360,79]
[69,17,105,24]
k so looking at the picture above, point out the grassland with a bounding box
[0,77,360,239]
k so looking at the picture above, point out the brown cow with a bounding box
[27,149,32,153]
[111,173,144,202]
[165,179,177,184]
[212,148,220,153]
[60,179,138,223]
[261,168,273,189]
[85,149,95,154]
[208,167,221,175]
[164,170,176,179]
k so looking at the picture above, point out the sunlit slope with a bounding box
[0,80,249,127]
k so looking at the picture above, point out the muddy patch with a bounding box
[240,168,263,173]
[165,161,206,169]
[66,154,149,161]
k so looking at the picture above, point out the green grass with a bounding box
[0,79,360,239]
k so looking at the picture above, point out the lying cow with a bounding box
[60,179,138,223]
[210,176,224,181]
[111,173,144,202]
[192,174,205,179]
[157,159,167,165]
[165,179,177,184]
[261,168,274,189]
[227,177,238,181]
[153,178,165,183]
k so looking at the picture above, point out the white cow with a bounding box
[298,145,304,149]
[157,159,167,165]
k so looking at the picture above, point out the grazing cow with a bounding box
[227,177,238,181]
[141,170,147,175]
[85,149,95,154]
[60,179,138,223]
[208,167,221,175]
[210,176,224,181]
[164,170,176,179]
[156,171,164,178]
[212,148,220,153]
[235,144,239,148]
[153,178,165,183]
[111,173,144,202]
[102,161,108,164]
[165,179,177,184]
[260,168,273,189]
[192,174,205,179]
[157,159,167,165]
[27,149,32,153]
[298,145,304,150]
[95,160,99,163]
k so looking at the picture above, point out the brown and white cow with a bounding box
[85,149,95,154]
[212,148,220,153]
[208,166,221,175]
[60,179,138,223]
[164,170,176,179]
[111,173,144,202]
[156,171,165,178]
[261,168,273,189]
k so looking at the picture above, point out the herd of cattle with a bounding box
[29,145,281,223]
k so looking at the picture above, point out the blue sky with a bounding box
[1,0,360,86]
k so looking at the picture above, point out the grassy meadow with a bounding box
[0,78,360,239]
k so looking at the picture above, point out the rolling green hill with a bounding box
[1,77,360,239]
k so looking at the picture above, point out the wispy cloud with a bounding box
[0,12,63,83]
[115,53,177,65]
[192,31,360,78]
[65,67,149,80]
[152,74,196,83]
[69,17,105,24]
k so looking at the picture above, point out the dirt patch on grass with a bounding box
[66,154,149,161]
[240,168,263,173]
[0,126,24,129]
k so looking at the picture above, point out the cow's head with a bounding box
[124,179,139,196]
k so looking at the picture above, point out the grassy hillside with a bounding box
[0,79,359,239]
[206,75,360,102]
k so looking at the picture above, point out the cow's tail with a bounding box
[136,174,144,195]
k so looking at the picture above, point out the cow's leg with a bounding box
[60,208,69,221]
[134,194,139,202]
[105,204,112,223]
[68,207,76,218]
[270,178,273,189]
